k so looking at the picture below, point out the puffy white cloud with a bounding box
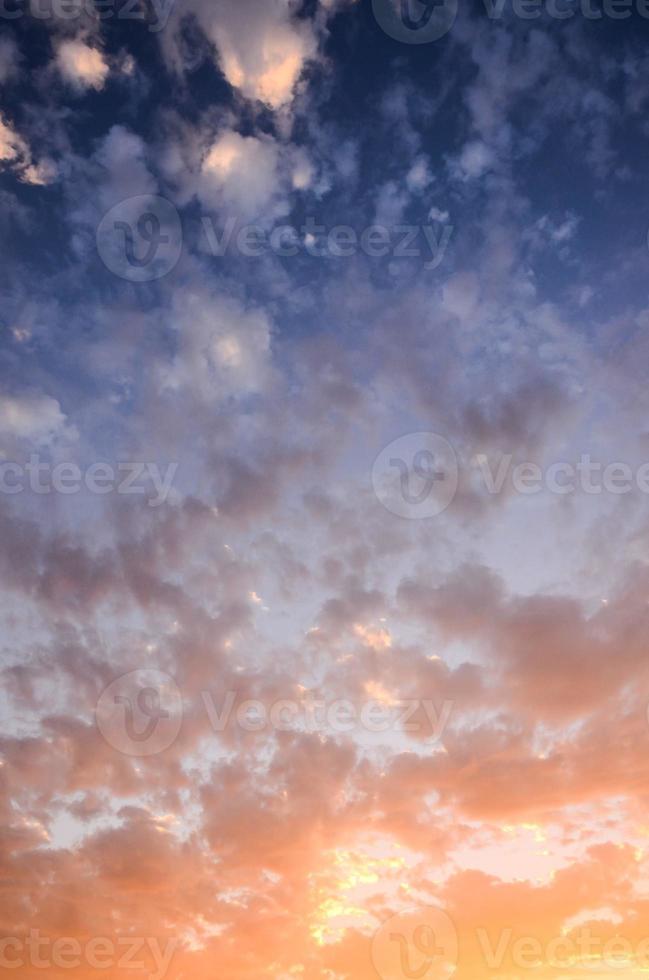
[93,125,156,204]
[171,0,317,108]
[537,212,581,244]
[55,39,109,92]
[199,129,282,219]
[0,113,27,165]
[22,158,58,186]
[0,114,56,185]
[63,126,159,265]
[406,156,433,192]
[158,287,271,402]
[456,140,495,180]
[442,272,481,322]
[0,393,71,445]
[429,206,450,223]
[291,148,314,191]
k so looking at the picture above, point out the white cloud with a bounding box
[429,206,450,223]
[291,148,314,191]
[406,157,433,192]
[94,125,155,204]
[63,124,165,273]
[56,39,109,92]
[159,288,271,402]
[0,113,27,166]
[0,393,72,446]
[62,126,157,264]
[456,140,495,180]
[174,0,317,108]
[0,114,56,185]
[199,129,282,219]
[525,212,581,256]
[23,158,58,186]
[544,213,580,244]
[442,272,481,322]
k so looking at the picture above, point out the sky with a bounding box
[2,1,649,978]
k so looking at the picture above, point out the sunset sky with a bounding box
[2,1,649,978]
